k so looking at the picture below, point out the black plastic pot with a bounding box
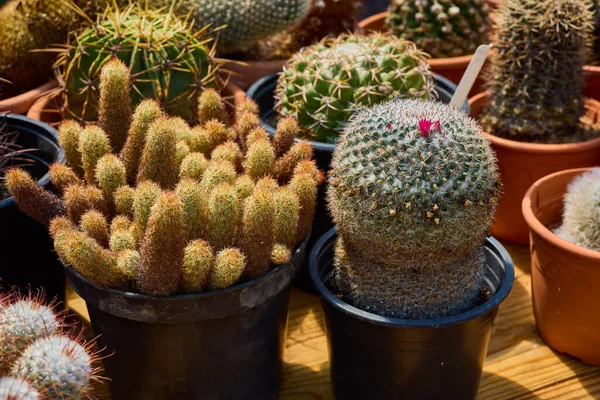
[0,114,65,302]
[309,228,514,400]
[66,233,309,400]
[247,73,470,292]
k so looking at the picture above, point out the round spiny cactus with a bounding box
[56,3,219,124]
[555,168,600,252]
[0,297,60,373]
[276,33,435,143]
[0,377,40,400]
[327,98,499,318]
[387,0,491,58]
[11,335,93,399]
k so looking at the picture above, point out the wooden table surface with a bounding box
[67,242,600,399]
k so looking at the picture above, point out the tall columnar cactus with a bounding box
[386,0,491,58]
[327,98,500,319]
[480,0,595,143]
[173,0,312,54]
[276,33,435,143]
[57,3,219,123]
[6,62,321,296]
[555,168,600,252]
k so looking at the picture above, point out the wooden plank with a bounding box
[66,242,600,399]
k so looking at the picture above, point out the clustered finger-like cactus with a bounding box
[7,60,322,297]
[56,2,220,124]
[480,0,596,143]
[248,0,364,61]
[555,168,600,252]
[327,98,500,319]
[0,291,100,399]
[275,33,435,143]
[386,0,491,58]
[168,0,312,55]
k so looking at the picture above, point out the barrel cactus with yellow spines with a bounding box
[275,33,435,143]
[386,0,492,58]
[6,61,322,296]
[56,2,220,124]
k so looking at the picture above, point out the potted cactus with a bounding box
[0,115,65,303]
[358,0,495,91]
[523,167,600,366]
[248,32,469,289]
[0,0,129,114]
[0,290,102,398]
[309,98,514,398]
[226,0,364,89]
[6,60,321,399]
[469,0,600,244]
[26,2,246,124]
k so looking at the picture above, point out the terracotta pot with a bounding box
[522,167,600,365]
[584,65,600,101]
[27,81,247,124]
[469,92,600,244]
[358,10,496,94]
[223,60,286,90]
[0,81,58,115]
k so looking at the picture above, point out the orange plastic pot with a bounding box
[584,65,600,101]
[223,60,286,90]
[27,81,247,124]
[522,167,600,365]
[0,81,58,115]
[358,10,495,94]
[469,92,600,244]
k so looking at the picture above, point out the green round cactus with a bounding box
[56,3,219,124]
[327,98,500,318]
[386,0,492,58]
[275,33,435,143]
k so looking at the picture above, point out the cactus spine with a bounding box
[327,98,499,319]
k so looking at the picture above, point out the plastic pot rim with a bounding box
[522,167,600,261]
[0,114,65,209]
[248,72,469,152]
[309,227,514,329]
[469,91,600,154]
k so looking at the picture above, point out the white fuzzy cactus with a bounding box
[0,377,40,400]
[11,336,92,400]
[0,299,60,372]
[555,168,600,252]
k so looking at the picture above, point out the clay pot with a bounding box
[0,82,58,115]
[27,81,247,124]
[522,167,600,365]
[223,60,286,90]
[469,92,600,244]
[358,10,495,94]
[584,65,600,101]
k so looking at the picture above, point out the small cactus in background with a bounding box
[56,2,220,123]
[386,0,491,58]
[480,0,595,143]
[0,291,100,399]
[327,98,499,319]
[276,33,435,143]
[174,0,312,54]
[555,168,600,252]
[6,63,321,296]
